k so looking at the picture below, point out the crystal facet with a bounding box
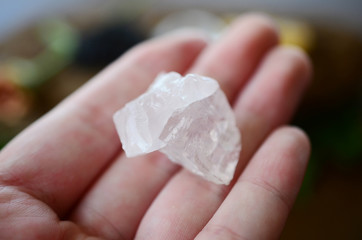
[113,72,241,185]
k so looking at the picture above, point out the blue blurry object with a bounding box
[74,23,146,67]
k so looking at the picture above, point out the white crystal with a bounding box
[113,72,241,185]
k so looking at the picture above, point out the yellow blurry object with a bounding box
[223,14,315,52]
[277,18,315,52]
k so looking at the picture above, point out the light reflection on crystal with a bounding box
[113,72,241,185]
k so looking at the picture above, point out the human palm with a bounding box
[0,14,311,240]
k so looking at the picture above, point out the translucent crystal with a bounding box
[113,72,241,185]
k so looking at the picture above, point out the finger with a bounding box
[137,17,309,240]
[232,46,312,177]
[195,127,310,240]
[71,152,179,240]
[0,31,207,216]
[71,14,278,240]
[189,13,278,102]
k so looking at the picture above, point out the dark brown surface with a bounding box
[282,163,362,240]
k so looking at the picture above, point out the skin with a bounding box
[0,14,312,240]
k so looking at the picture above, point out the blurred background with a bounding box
[0,0,361,239]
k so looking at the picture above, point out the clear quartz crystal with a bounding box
[113,72,241,185]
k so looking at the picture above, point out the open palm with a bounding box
[0,14,311,240]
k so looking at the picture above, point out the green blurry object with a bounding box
[314,106,362,165]
[0,19,79,147]
[10,19,79,89]
[294,103,362,199]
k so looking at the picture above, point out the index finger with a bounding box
[0,31,207,216]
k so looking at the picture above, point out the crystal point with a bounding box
[113,72,241,185]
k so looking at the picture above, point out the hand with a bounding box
[0,14,311,240]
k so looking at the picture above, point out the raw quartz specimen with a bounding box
[113,72,241,185]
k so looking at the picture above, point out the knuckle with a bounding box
[201,224,250,240]
[275,126,311,154]
[278,46,312,83]
[233,13,279,40]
